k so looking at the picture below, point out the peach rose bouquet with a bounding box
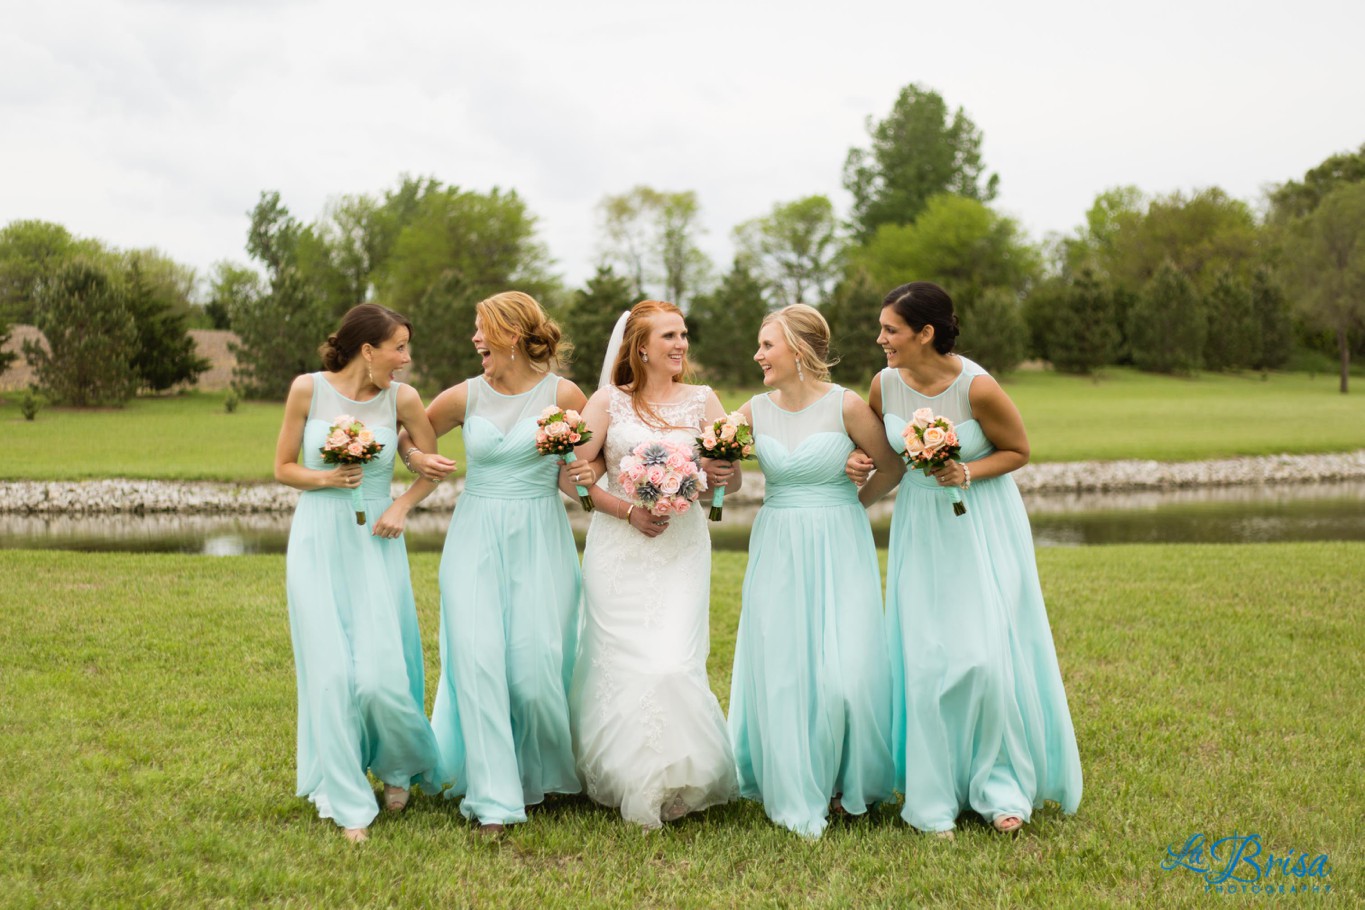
[696,412,755,521]
[320,414,384,525]
[617,439,707,519]
[901,407,966,516]
[536,406,595,511]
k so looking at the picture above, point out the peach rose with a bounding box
[541,406,560,420]
[905,434,925,458]
[912,407,935,428]
[564,409,582,425]
[923,426,947,448]
[346,441,365,457]
[720,424,736,441]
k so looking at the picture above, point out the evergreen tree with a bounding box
[124,253,210,391]
[1201,271,1257,371]
[960,286,1026,375]
[1129,262,1206,374]
[687,259,769,387]
[822,266,886,387]
[23,259,138,406]
[563,265,636,389]
[1035,271,1118,374]
[1249,268,1293,371]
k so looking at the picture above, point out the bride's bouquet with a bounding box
[536,406,595,511]
[902,407,967,517]
[321,414,384,525]
[617,439,707,518]
[696,412,755,521]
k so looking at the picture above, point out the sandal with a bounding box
[383,785,410,813]
[343,827,369,843]
[992,815,1024,834]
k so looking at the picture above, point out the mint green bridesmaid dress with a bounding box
[286,374,443,831]
[880,358,1082,833]
[728,387,895,838]
[429,374,582,825]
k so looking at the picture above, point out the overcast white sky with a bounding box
[3,0,1362,293]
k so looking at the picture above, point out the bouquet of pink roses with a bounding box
[617,439,707,519]
[537,406,595,511]
[901,407,967,517]
[696,412,755,521]
[320,414,384,525]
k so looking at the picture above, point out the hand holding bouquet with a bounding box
[321,414,384,525]
[901,407,967,516]
[617,439,707,523]
[536,406,595,511]
[696,412,755,521]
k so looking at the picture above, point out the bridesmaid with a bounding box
[728,305,904,838]
[274,303,445,844]
[401,291,591,835]
[848,281,1083,837]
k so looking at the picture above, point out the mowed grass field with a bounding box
[2,543,1359,908]
[7,368,1365,482]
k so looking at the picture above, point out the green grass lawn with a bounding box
[5,369,1364,481]
[2,543,1357,907]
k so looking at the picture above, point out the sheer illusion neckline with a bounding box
[765,385,839,415]
[482,372,553,398]
[891,358,964,400]
[317,373,385,404]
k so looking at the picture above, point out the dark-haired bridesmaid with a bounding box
[274,303,446,843]
[848,282,1082,838]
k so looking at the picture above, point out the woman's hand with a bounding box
[372,501,410,539]
[628,505,670,539]
[559,458,598,488]
[845,449,874,486]
[328,465,363,489]
[701,457,735,488]
[930,460,968,487]
[410,450,457,484]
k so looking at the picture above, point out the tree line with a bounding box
[3,83,1362,405]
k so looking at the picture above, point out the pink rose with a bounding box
[654,498,674,516]
[346,441,365,457]
[678,460,697,476]
[621,478,636,496]
[741,444,754,457]
[923,426,947,448]
[568,432,581,443]
[546,421,568,438]
[728,411,748,426]
[665,453,688,472]
[541,406,560,420]
[646,465,666,486]
[564,409,581,425]
[673,496,690,511]
[326,430,348,449]
[661,474,682,495]
[702,432,718,449]
[945,432,958,447]
[620,455,643,475]
[912,407,935,428]
[537,431,549,445]
[357,430,374,446]
[333,414,355,428]
[719,424,736,441]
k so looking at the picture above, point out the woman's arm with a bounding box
[373,384,447,537]
[930,375,1030,488]
[846,372,883,486]
[274,375,362,492]
[555,379,602,492]
[844,390,904,507]
[397,382,465,483]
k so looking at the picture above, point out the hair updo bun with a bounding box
[883,281,959,355]
[475,291,569,368]
[319,304,413,372]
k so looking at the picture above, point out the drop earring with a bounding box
[797,360,805,382]
[641,353,649,364]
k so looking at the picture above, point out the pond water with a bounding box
[3,481,1364,555]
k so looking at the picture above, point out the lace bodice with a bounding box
[602,385,711,499]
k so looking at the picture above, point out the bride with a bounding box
[567,300,740,828]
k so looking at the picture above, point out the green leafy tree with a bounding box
[843,84,999,241]
[0,320,16,373]
[1283,182,1365,393]
[374,182,556,390]
[564,265,637,388]
[123,252,210,391]
[822,265,887,386]
[1249,268,1293,371]
[1026,271,1118,374]
[1128,261,1206,374]
[687,259,769,387]
[1269,143,1365,223]
[23,259,138,406]
[960,287,1026,375]
[1102,188,1261,292]
[204,261,263,331]
[853,194,1040,318]
[597,186,711,306]
[0,220,102,323]
[1201,271,1258,372]
[231,192,333,398]
[733,195,842,308]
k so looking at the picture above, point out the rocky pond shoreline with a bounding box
[6,450,1365,515]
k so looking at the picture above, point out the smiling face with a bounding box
[641,312,689,378]
[877,304,933,369]
[753,321,797,387]
[471,317,515,376]
[364,325,411,389]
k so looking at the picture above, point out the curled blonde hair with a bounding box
[611,300,693,428]
[475,291,569,369]
[762,303,837,381]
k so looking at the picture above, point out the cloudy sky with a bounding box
[4,0,1362,293]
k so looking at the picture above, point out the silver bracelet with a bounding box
[961,462,972,490]
[402,447,421,471]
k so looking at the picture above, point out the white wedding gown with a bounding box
[569,386,739,827]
